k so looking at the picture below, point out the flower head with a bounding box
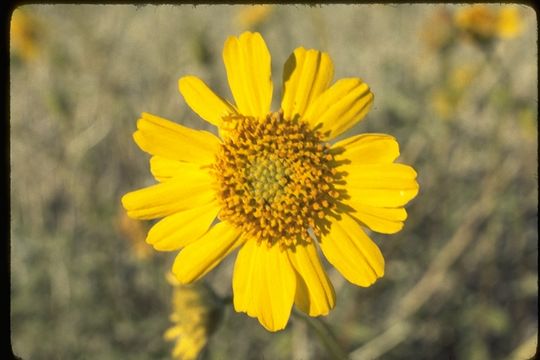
[115,207,152,260]
[454,5,523,42]
[430,65,477,120]
[235,5,273,30]
[122,32,419,331]
[164,274,222,360]
[10,8,41,62]
[421,8,455,53]
[496,6,524,39]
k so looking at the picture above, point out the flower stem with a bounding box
[222,294,349,359]
[292,308,349,360]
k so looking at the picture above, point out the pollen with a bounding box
[214,111,343,248]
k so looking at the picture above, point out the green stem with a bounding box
[221,294,233,306]
[221,294,349,359]
[292,308,349,360]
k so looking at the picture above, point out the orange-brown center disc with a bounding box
[214,111,343,248]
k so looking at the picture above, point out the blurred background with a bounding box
[10,4,537,360]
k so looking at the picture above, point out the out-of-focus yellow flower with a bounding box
[116,209,152,260]
[431,65,477,120]
[455,5,498,39]
[164,274,222,360]
[235,5,273,30]
[497,6,523,39]
[454,5,523,42]
[421,8,455,52]
[10,8,41,62]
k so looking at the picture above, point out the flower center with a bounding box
[214,111,343,248]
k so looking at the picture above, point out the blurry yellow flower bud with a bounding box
[10,8,42,62]
[164,274,223,360]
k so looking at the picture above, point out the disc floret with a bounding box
[214,111,342,248]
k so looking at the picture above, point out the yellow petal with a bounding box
[222,32,273,119]
[178,76,238,128]
[163,325,182,340]
[319,213,385,287]
[233,240,296,331]
[303,78,373,140]
[349,203,407,234]
[146,201,220,251]
[342,163,419,207]
[121,170,215,220]
[281,47,334,121]
[332,133,400,164]
[344,163,418,187]
[150,156,206,182]
[133,112,220,164]
[288,243,335,316]
[172,221,244,284]
[232,240,261,318]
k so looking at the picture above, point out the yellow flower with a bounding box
[122,32,419,331]
[235,5,273,30]
[164,274,221,360]
[10,8,41,62]
[115,208,152,260]
[454,5,523,41]
[421,8,455,52]
[496,6,523,39]
[430,65,477,120]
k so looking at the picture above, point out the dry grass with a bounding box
[10,4,537,359]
